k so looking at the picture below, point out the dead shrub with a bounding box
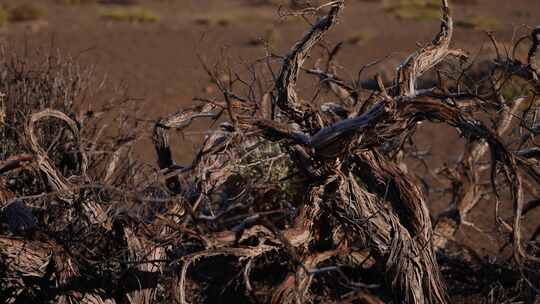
[0,1,539,304]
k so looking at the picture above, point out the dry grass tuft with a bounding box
[0,7,8,26]
[383,0,441,21]
[60,0,98,4]
[193,9,275,27]
[345,29,376,45]
[101,7,159,23]
[6,3,45,23]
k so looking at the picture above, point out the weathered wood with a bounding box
[274,1,344,127]
[394,0,455,97]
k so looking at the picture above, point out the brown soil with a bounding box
[0,0,540,229]
[1,0,538,150]
[1,1,539,302]
[1,0,539,253]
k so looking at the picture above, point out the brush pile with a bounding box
[1,1,539,303]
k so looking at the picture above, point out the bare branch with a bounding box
[274,1,344,126]
[394,0,456,97]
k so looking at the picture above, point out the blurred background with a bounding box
[0,0,538,163]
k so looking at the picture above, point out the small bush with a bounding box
[8,3,44,22]
[246,27,281,47]
[60,0,97,4]
[384,0,441,21]
[1,2,539,304]
[101,7,159,23]
[0,7,8,26]
[345,30,376,45]
[193,9,276,28]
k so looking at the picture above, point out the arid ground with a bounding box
[1,0,538,162]
[3,0,540,230]
[1,1,539,303]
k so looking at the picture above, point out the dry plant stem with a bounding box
[274,1,344,127]
[177,245,276,304]
[351,152,448,304]
[394,0,460,97]
[255,1,454,303]
[0,236,163,303]
[152,104,219,193]
[305,68,354,102]
[0,154,33,175]
[0,92,5,126]
[433,97,528,250]
[528,26,540,80]
[27,109,83,198]
[3,1,540,303]
[403,99,531,263]
[27,109,109,228]
[104,145,129,184]
[256,100,386,155]
[432,25,540,261]
[0,236,52,278]
[271,250,337,304]
[124,228,165,304]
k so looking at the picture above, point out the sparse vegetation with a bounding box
[246,27,281,47]
[345,29,376,45]
[6,3,45,23]
[193,9,275,27]
[0,7,8,26]
[455,14,501,30]
[60,0,97,4]
[1,1,539,304]
[0,3,46,26]
[384,0,441,21]
[500,75,533,101]
[247,0,317,8]
[101,7,159,23]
